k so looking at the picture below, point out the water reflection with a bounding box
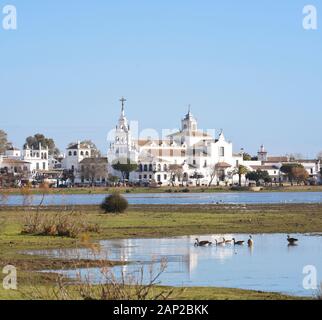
[29,233,322,297]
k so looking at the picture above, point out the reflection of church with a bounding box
[105,237,236,278]
[108,98,243,186]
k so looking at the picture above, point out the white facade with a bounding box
[23,143,49,172]
[62,141,92,173]
[107,101,243,186]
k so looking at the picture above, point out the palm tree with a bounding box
[236,165,249,186]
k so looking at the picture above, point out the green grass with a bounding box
[1,203,321,300]
[0,285,302,301]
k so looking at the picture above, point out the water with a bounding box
[28,233,322,297]
[3,192,322,206]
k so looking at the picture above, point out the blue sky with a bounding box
[0,0,321,157]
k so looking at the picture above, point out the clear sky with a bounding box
[1,0,321,157]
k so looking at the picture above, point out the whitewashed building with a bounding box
[62,141,92,173]
[22,143,49,172]
[107,100,243,186]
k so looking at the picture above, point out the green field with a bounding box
[1,203,322,300]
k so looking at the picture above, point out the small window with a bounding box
[219,147,225,157]
[80,151,84,156]
[69,151,72,156]
[74,151,77,156]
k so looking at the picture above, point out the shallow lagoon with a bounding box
[4,191,322,206]
[28,233,322,297]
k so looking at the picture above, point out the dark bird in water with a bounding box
[247,235,254,247]
[232,238,245,246]
[194,238,212,247]
[287,235,298,245]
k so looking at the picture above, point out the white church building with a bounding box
[107,99,243,186]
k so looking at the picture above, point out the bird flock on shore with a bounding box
[194,235,299,247]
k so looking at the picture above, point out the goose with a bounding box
[215,239,225,246]
[232,238,245,246]
[195,238,212,247]
[287,235,298,245]
[223,238,233,244]
[247,235,254,247]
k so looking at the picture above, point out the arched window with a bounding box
[139,164,143,172]
[157,164,161,172]
[69,151,72,156]
[80,151,84,156]
[85,151,89,156]
[163,164,167,172]
[144,164,148,172]
[149,164,153,172]
[74,151,77,156]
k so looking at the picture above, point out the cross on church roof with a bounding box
[119,97,127,117]
[120,97,127,109]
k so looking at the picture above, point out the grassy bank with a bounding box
[1,184,322,196]
[1,203,322,300]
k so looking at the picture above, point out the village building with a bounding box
[62,141,92,173]
[22,143,49,172]
[107,100,243,186]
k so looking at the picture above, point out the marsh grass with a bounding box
[22,211,100,238]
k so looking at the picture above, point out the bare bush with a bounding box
[22,211,100,238]
[24,258,181,300]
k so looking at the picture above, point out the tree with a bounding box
[291,167,309,185]
[236,165,249,186]
[168,164,184,186]
[107,174,119,186]
[24,134,60,156]
[0,130,11,154]
[112,158,138,183]
[243,153,252,161]
[280,163,305,185]
[246,170,271,186]
[207,165,217,186]
[80,158,108,186]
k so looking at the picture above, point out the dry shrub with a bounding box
[25,258,182,300]
[22,211,100,238]
[21,186,34,207]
